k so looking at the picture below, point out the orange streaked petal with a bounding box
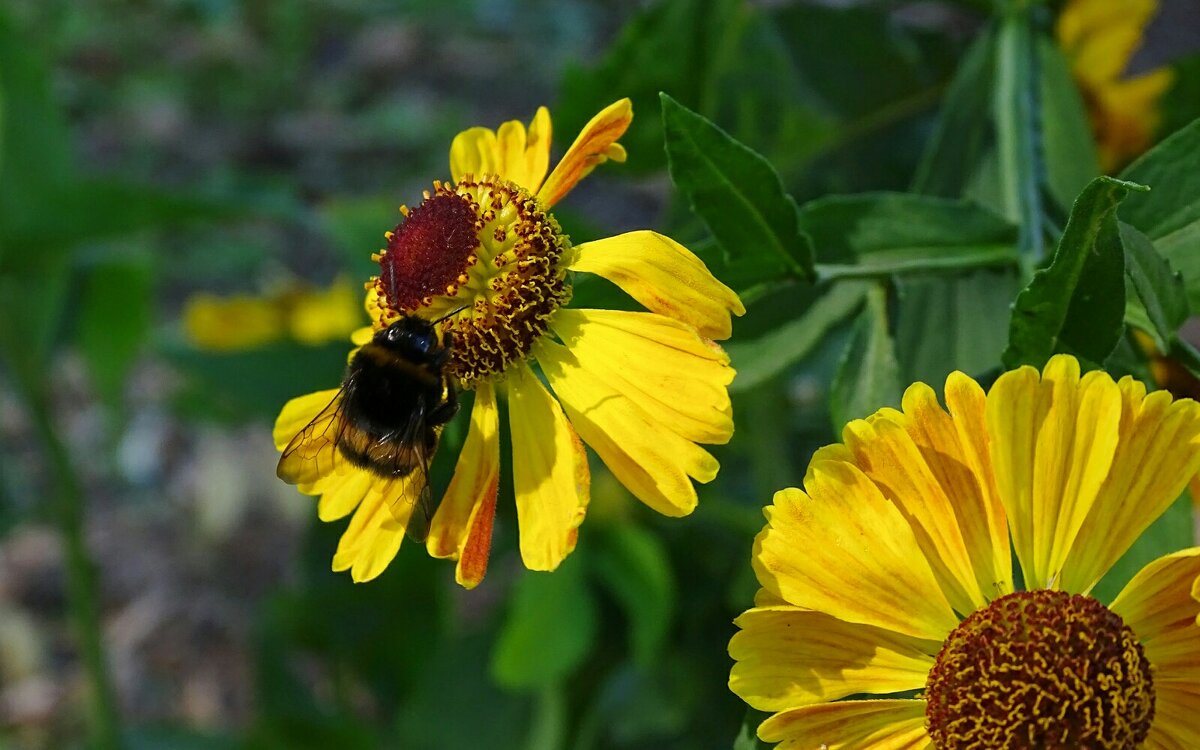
[753,464,960,641]
[569,231,744,340]
[535,336,718,517]
[1062,384,1200,593]
[536,98,632,207]
[506,363,589,572]
[426,383,501,589]
[550,308,734,445]
[758,699,930,749]
[729,607,934,712]
[986,355,1122,590]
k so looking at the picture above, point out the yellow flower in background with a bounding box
[1057,0,1174,172]
[731,355,1200,748]
[275,100,743,587]
[184,276,362,351]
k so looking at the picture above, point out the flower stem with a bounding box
[26,386,121,749]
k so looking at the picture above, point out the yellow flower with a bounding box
[1057,0,1174,172]
[274,100,743,587]
[184,276,363,351]
[731,355,1200,748]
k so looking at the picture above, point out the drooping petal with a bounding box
[506,363,589,571]
[274,388,350,486]
[273,388,341,451]
[752,464,960,641]
[1062,383,1200,593]
[1147,683,1200,750]
[842,384,993,615]
[758,699,931,749]
[535,336,718,517]
[550,308,734,445]
[426,383,501,589]
[331,477,419,582]
[1109,548,1200,684]
[537,98,632,207]
[315,469,374,522]
[729,607,935,712]
[569,231,744,339]
[986,355,1122,590]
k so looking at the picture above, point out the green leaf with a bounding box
[733,708,773,750]
[895,270,1019,385]
[829,284,901,429]
[912,26,996,197]
[1004,176,1145,369]
[1037,37,1100,214]
[661,93,813,283]
[0,254,70,394]
[993,12,1044,261]
[491,558,598,690]
[78,261,152,404]
[589,525,676,667]
[1121,222,1190,350]
[796,192,1017,270]
[1120,116,1200,308]
[726,281,869,392]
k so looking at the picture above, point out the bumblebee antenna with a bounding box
[432,305,469,324]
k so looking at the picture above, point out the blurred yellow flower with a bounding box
[275,100,743,587]
[731,355,1200,748]
[184,276,363,351]
[1057,0,1174,172]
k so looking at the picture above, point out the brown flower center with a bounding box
[925,590,1154,750]
[372,177,572,387]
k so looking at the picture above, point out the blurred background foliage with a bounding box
[1,0,1199,749]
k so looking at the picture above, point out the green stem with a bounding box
[27,386,121,750]
[814,245,1020,282]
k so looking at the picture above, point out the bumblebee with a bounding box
[277,314,459,540]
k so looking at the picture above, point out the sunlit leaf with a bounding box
[1004,176,1144,368]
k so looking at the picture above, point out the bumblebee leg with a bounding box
[427,384,459,426]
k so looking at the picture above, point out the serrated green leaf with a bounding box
[1120,116,1200,308]
[491,558,598,690]
[726,281,869,392]
[1004,176,1145,369]
[895,270,1018,385]
[796,192,1017,270]
[829,285,901,429]
[913,26,996,197]
[589,525,675,667]
[1038,37,1100,214]
[78,261,152,404]
[661,93,813,284]
[1121,222,1189,350]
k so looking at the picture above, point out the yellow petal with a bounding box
[287,276,363,345]
[729,606,934,712]
[1062,384,1200,593]
[986,355,1121,590]
[183,292,285,351]
[758,699,930,749]
[1147,683,1200,750]
[569,231,744,340]
[274,388,351,486]
[449,126,499,183]
[426,383,501,589]
[536,98,632,207]
[550,308,734,445]
[752,464,960,641]
[1109,548,1200,682]
[447,107,553,192]
[316,469,374,522]
[331,478,417,582]
[535,336,718,517]
[274,389,340,451]
[506,363,589,571]
[944,371,1012,597]
[843,387,990,615]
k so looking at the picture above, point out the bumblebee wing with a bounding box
[376,417,437,543]
[277,389,350,486]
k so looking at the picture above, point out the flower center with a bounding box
[373,177,572,387]
[924,590,1153,750]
